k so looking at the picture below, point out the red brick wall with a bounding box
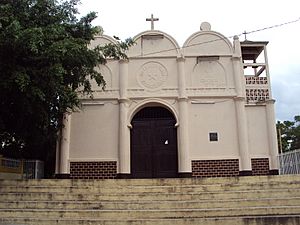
[70,161,117,179]
[69,159,271,179]
[251,158,270,176]
[192,159,239,178]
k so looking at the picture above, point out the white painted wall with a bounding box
[69,103,119,161]
[246,106,270,157]
[188,99,240,160]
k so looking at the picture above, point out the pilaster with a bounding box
[266,99,279,170]
[59,112,71,174]
[234,97,251,171]
[119,59,129,100]
[232,36,246,98]
[178,98,191,173]
[177,56,191,173]
[118,59,130,174]
[264,46,273,98]
[233,36,251,172]
[177,56,187,99]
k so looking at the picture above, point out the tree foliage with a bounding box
[277,116,300,153]
[0,0,133,175]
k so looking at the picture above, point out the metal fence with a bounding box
[0,156,44,179]
[0,157,23,174]
[278,149,300,175]
[23,160,44,179]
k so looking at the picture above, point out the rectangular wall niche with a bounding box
[197,56,219,63]
[209,132,218,142]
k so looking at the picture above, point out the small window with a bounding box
[209,132,218,142]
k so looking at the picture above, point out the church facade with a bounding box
[55,20,279,179]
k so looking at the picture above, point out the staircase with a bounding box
[0,175,300,225]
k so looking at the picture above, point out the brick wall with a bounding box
[70,161,117,179]
[192,159,239,178]
[69,159,270,179]
[251,158,270,176]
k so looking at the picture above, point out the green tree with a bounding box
[0,0,133,176]
[277,115,300,153]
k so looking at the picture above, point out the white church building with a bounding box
[56,18,279,179]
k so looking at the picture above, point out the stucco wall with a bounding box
[69,103,119,160]
[246,106,270,157]
[90,61,120,91]
[189,99,239,159]
[185,57,235,90]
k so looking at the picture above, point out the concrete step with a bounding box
[1,216,300,225]
[1,175,299,187]
[1,181,300,194]
[0,188,299,201]
[0,206,300,219]
[2,197,300,210]
[1,176,300,225]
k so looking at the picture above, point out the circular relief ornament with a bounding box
[138,62,168,90]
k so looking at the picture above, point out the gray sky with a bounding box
[78,0,300,121]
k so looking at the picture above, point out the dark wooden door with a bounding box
[130,120,153,178]
[152,120,178,178]
[130,107,178,178]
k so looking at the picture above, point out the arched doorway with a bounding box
[130,106,178,178]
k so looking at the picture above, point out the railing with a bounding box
[278,149,300,175]
[0,156,44,179]
[245,76,270,102]
[245,76,268,85]
[0,156,23,174]
[23,160,44,179]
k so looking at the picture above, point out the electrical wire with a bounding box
[238,17,300,36]
[130,17,300,58]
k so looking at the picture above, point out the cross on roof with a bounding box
[146,14,159,30]
[243,30,248,41]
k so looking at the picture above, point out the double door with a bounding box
[131,119,178,178]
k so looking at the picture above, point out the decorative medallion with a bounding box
[138,62,168,90]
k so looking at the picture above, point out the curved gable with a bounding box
[88,35,116,91]
[89,35,118,49]
[128,30,180,57]
[183,30,233,56]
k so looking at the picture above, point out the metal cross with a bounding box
[146,14,159,30]
[243,30,248,41]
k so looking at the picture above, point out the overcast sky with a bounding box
[78,0,300,121]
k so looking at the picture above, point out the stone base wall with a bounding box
[70,161,117,179]
[192,159,239,178]
[251,158,270,176]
